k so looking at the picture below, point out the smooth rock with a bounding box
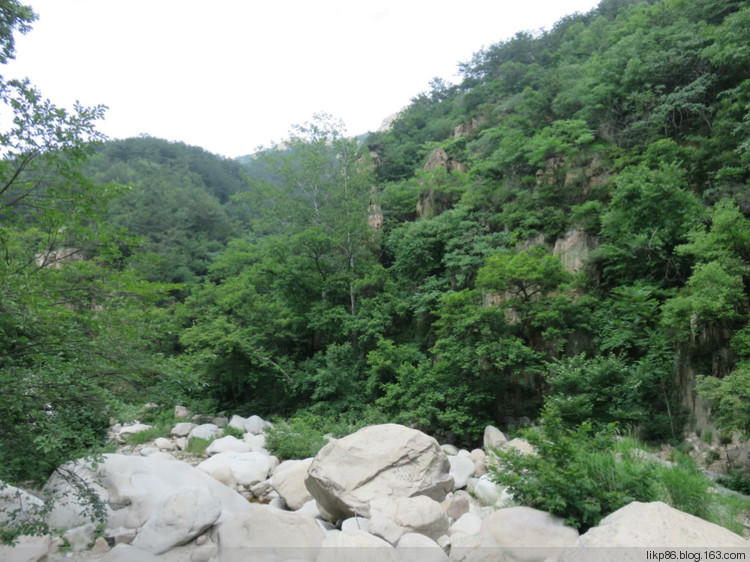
[99,543,160,562]
[449,513,482,537]
[441,444,459,455]
[448,455,476,490]
[227,414,246,432]
[0,483,44,526]
[153,437,175,451]
[482,506,578,561]
[174,405,190,419]
[139,447,160,457]
[119,423,153,436]
[443,491,471,520]
[62,522,97,551]
[0,534,52,562]
[469,449,488,476]
[341,516,370,533]
[305,424,454,520]
[170,423,196,437]
[243,432,267,451]
[270,458,314,510]
[43,454,250,536]
[243,414,267,435]
[397,532,450,562]
[483,426,507,451]
[215,503,324,562]
[562,501,750,558]
[131,486,222,554]
[472,474,511,507]
[370,495,449,541]
[187,423,218,441]
[205,435,252,456]
[318,530,396,562]
[197,450,271,487]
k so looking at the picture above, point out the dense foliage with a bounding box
[4,0,750,486]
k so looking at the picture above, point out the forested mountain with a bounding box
[3,0,750,491]
[84,137,254,284]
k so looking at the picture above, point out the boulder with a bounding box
[483,426,507,451]
[153,437,175,451]
[318,529,395,562]
[448,455,476,490]
[441,444,459,455]
[0,483,44,526]
[131,486,222,554]
[448,531,503,562]
[370,495,449,541]
[472,474,511,507]
[99,543,160,562]
[170,422,196,437]
[505,437,536,456]
[469,449,488,476]
[43,454,250,540]
[449,513,482,537]
[119,423,153,436]
[482,506,578,561]
[174,405,190,419]
[205,435,252,456]
[442,492,471,520]
[62,522,97,551]
[305,424,454,520]
[187,423,218,441]
[0,534,53,562]
[243,414,267,435]
[341,516,370,532]
[227,415,247,432]
[397,532,449,562]
[270,458,314,510]
[215,503,324,562]
[243,432,267,451]
[197,450,272,487]
[562,501,750,558]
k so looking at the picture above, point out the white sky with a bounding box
[4,0,601,158]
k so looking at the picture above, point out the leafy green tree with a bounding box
[0,5,174,484]
[597,162,703,287]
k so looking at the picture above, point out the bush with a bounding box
[185,437,212,455]
[489,412,657,531]
[489,411,747,534]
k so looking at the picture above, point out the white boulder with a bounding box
[305,424,454,520]
[270,458,314,510]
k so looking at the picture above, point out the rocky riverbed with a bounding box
[2,408,749,562]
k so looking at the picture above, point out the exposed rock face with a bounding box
[424,148,468,174]
[553,230,598,274]
[305,424,454,520]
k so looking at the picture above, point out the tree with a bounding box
[0,3,174,484]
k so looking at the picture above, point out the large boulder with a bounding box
[197,450,272,487]
[270,458,314,510]
[215,502,325,562]
[561,501,750,561]
[318,530,395,562]
[305,424,454,520]
[369,495,449,542]
[42,454,250,546]
[131,486,221,554]
[482,506,578,561]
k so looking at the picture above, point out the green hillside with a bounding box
[2,0,750,491]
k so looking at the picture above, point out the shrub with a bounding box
[489,412,657,531]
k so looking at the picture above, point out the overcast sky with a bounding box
[4,0,601,158]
